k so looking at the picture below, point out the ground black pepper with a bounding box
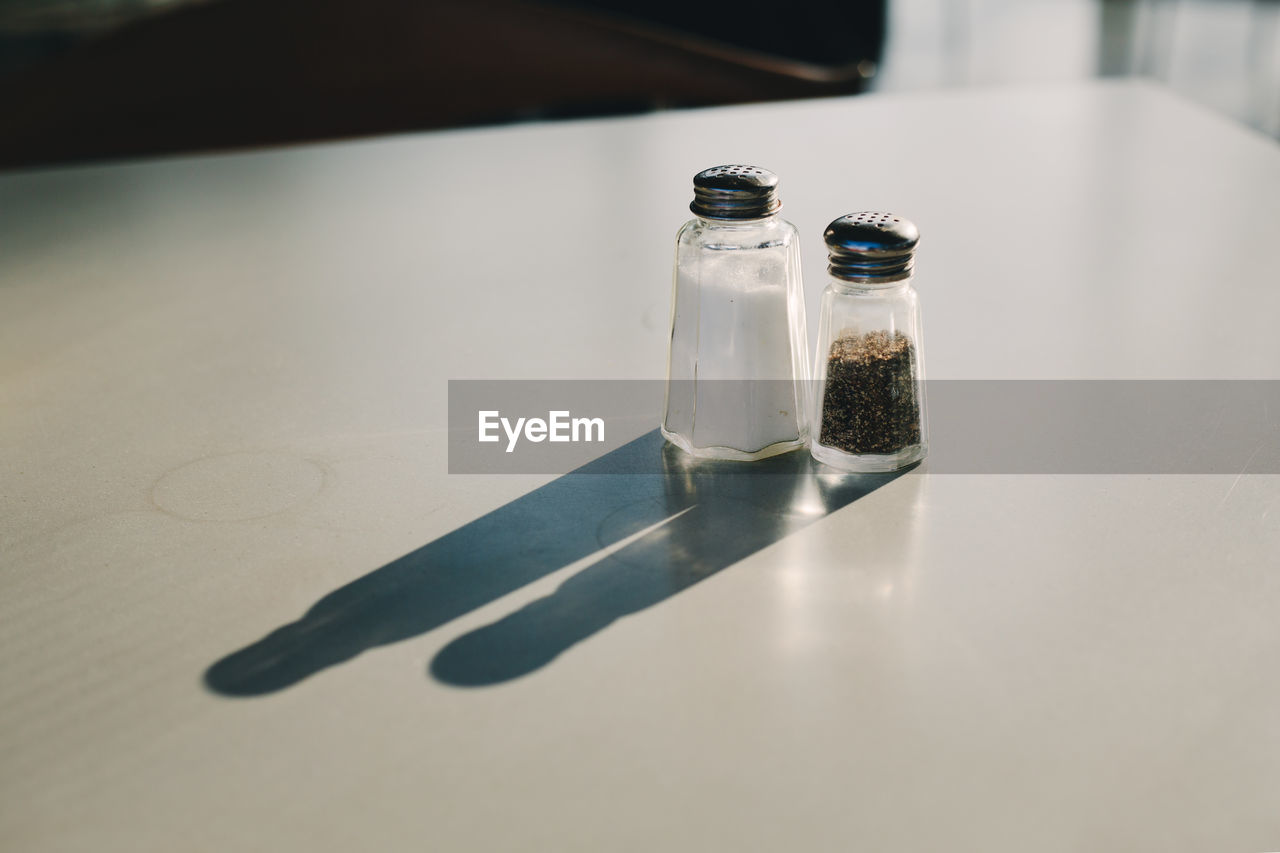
[818,330,921,455]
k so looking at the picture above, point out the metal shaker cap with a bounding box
[824,212,920,282]
[690,165,782,220]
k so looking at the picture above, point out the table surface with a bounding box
[3,80,1279,852]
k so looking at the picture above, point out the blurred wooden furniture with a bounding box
[0,0,880,169]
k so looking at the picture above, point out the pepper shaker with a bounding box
[661,166,811,460]
[811,212,928,472]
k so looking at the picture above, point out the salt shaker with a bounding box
[661,166,810,460]
[811,212,928,472]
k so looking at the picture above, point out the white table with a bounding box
[3,81,1279,851]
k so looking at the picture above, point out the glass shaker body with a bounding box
[811,213,927,472]
[662,167,810,460]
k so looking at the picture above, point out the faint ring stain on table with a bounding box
[151,452,325,522]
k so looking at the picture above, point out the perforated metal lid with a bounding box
[824,212,920,282]
[690,165,782,220]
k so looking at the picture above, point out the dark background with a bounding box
[0,0,1275,171]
